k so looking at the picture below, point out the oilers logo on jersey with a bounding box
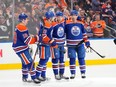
[57,27,64,37]
[71,26,80,36]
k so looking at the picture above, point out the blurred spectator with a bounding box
[92,0,101,11]
[79,9,87,23]
[45,0,57,12]
[58,0,68,10]
[63,8,70,18]
[86,8,94,20]
[102,0,115,25]
[74,3,82,12]
[0,15,12,42]
[0,0,13,42]
[91,14,106,38]
[84,16,93,38]
[0,0,115,43]
[111,0,116,12]
[93,9,103,21]
[84,0,92,12]
[110,16,116,37]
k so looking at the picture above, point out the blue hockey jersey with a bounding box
[39,18,54,45]
[65,18,88,46]
[12,23,37,53]
[52,19,65,45]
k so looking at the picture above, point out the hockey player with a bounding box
[65,10,90,79]
[36,11,58,81]
[51,11,69,80]
[12,13,41,83]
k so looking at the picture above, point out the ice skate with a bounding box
[81,73,86,79]
[33,78,41,84]
[37,77,47,81]
[60,74,69,80]
[70,74,75,79]
[55,75,61,80]
[22,78,28,82]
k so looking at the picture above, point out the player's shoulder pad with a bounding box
[65,16,73,24]
[16,23,27,32]
[61,18,65,23]
[77,20,84,25]
[52,21,57,27]
[44,20,52,28]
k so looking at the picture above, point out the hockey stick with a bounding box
[89,46,105,58]
[30,43,39,72]
[30,17,45,72]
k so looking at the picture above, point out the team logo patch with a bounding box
[71,26,80,36]
[57,27,64,37]
[43,29,47,34]
[23,33,28,38]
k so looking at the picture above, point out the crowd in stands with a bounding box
[0,0,115,42]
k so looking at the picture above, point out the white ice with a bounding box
[0,65,116,87]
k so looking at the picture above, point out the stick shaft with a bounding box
[89,46,104,58]
[30,44,39,72]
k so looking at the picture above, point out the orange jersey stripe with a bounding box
[16,23,27,32]
[21,53,30,65]
[29,37,37,44]
[40,46,45,59]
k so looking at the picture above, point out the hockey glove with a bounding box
[50,40,58,48]
[85,41,90,48]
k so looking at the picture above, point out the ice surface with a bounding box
[0,65,116,87]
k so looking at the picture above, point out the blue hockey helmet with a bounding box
[18,13,28,21]
[45,11,55,19]
[70,10,78,16]
[56,11,63,16]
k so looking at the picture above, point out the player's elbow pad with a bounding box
[42,35,51,44]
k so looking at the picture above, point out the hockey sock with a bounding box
[27,62,36,80]
[70,58,76,75]
[22,64,28,79]
[36,64,43,78]
[59,63,65,75]
[52,59,59,75]
[41,65,46,78]
[78,58,86,74]
[36,59,49,78]
[59,57,64,75]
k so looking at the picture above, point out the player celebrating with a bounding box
[65,10,90,79]
[36,11,58,81]
[51,11,69,80]
[12,13,41,83]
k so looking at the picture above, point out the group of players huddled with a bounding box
[12,9,90,84]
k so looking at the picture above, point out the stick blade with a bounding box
[101,56,105,58]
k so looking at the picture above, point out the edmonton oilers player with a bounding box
[36,11,58,81]
[12,13,41,83]
[65,10,90,79]
[51,11,69,80]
